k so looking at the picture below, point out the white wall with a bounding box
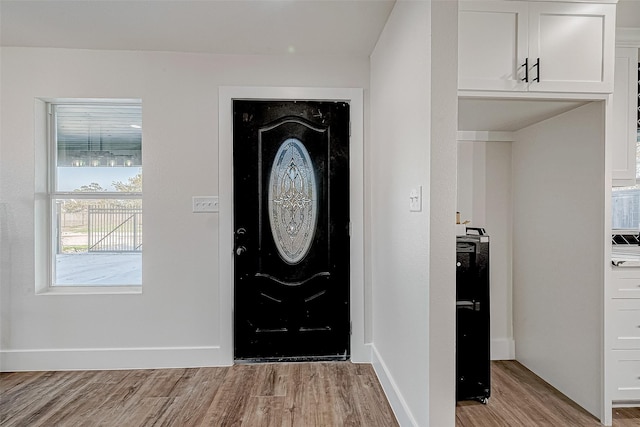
[512,101,605,418]
[485,142,514,359]
[617,0,640,28]
[457,140,515,360]
[0,47,370,370]
[428,1,458,426]
[370,1,431,425]
[370,1,457,425]
[456,141,486,226]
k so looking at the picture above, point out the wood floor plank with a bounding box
[198,364,257,426]
[329,362,363,426]
[0,371,47,395]
[106,369,190,425]
[29,378,116,427]
[352,364,400,427]
[2,371,94,427]
[280,363,305,427]
[77,369,157,426]
[298,363,334,426]
[251,363,287,398]
[612,407,640,427]
[110,396,174,427]
[242,396,285,427]
[152,367,229,427]
[0,371,53,425]
[137,368,190,398]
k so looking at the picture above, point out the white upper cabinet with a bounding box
[612,47,639,186]
[458,1,529,91]
[459,1,616,93]
[528,2,615,93]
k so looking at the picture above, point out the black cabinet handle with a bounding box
[532,58,540,82]
[521,58,529,82]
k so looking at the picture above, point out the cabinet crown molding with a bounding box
[616,28,640,47]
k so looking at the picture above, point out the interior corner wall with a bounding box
[484,141,514,360]
[512,101,605,417]
[456,140,515,360]
[0,47,369,370]
[456,141,486,227]
[369,1,431,426]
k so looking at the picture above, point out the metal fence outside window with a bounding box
[87,206,142,252]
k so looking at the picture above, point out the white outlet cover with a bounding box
[409,186,422,212]
[193,196,219,213]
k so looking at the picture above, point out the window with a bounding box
[612,131,640,231]
[611,61,640,232]
[46,101,142,287]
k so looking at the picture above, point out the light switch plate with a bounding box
[409,186,422,212]
[193,196,219,213]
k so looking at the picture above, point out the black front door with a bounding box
[233,100,350,361]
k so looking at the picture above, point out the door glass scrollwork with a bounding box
[268,138,317,264]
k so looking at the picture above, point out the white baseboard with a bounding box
[0,346,225,371]
[613,400,640,408]
[491,338,515,360]
[371,345,418,427]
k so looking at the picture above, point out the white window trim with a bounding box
[35,99,143,295]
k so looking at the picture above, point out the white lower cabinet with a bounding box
[611,299,640,351]
[610,273,640,299]
[610,269,640,404]
[611,350,640,401]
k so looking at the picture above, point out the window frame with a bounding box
[611,136,639,232]
[611,63,640,233]
[37,99,143,294]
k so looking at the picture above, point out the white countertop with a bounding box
[612,245,640,267]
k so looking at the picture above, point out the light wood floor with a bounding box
[457,361,640,427]
[2,360,639,426]
[0,362,398,427]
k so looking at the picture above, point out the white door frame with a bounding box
[218,86,367,365]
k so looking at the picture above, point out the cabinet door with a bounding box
[612,48,639,185]
[458,1,528,91]
[611,270,640,299]
[528,2,615,93]
[611,299,640,350]
[611,350,640,401]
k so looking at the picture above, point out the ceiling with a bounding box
[1,0,638,56]
[0,0,396,56]
[2,0,636,132]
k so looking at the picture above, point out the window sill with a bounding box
[36,286,142,296]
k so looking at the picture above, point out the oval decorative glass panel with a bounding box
[268,138,317,264]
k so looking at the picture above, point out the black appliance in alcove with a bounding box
[456,229,490,404]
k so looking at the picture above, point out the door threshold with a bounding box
[234,354,349,364]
